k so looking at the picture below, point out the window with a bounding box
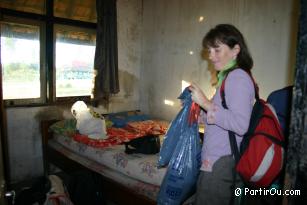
[0,17,46,105]
[0,0,97,106]
[55,25,96,98]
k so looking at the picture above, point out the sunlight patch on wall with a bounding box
[164,99,174,106]
[182,80,191,92]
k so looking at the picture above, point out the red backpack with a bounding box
[220,70,285,188]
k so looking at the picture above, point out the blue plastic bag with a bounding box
[157,88,201,205]
[157,87,194,167]
[157,121,201,205]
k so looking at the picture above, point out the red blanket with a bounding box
[73,120,169,148]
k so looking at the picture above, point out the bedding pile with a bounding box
[73,120,168,148]
[47,111,170,201]
[50,111,169,148]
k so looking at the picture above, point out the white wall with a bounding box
[140,0,299,121]
[107,0,143,112]
[7,106,65,183]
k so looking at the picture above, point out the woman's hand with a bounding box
[189,83,212,111]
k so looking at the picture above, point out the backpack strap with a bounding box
[220,69,256,205]
[220,69,259,163]
[220,73,238,163]
[220,69,259,102]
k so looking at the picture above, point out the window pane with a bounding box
[1,22,40,100]
[55,25,96,98]
[0,0,46,15]
[54,0,96,23]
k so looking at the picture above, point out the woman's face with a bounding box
[207,43,238,71]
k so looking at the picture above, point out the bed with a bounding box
[41,112,170,205]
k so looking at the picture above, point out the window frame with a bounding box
[0,15,47,106]
[0,2,96,107]
[54,23,96,100]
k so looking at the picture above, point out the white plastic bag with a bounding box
[44,175,74,205]
[71,101,107,139]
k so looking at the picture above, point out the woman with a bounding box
[189,24,255,205]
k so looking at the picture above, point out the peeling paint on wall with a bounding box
[34,106,66,121]
[119,70,139,98]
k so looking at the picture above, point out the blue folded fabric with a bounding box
[107,111,151,128]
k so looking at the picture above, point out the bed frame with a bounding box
[41,119,156,205]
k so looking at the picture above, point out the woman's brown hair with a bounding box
[203,24,253,72]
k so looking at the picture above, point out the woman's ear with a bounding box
[232,44,241,58]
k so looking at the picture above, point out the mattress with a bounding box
[48,138,162,201]
[52,133,167,186]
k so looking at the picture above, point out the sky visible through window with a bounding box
[1,37,40,99]
[56,42,95,97]
[1,37,95,99]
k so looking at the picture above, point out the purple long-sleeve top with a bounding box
[200,69,255,172]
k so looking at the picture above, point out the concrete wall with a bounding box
[7,106,66,183]
[140,0,299,121]
[108,0,143,112]
[6,0,299,183]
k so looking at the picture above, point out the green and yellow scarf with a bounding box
[216,59,237,87]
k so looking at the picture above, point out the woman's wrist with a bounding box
[201,98,212,111]
[206,101,213,111]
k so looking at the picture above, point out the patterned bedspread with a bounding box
[52,133,167,186]
[48,139,161,201]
